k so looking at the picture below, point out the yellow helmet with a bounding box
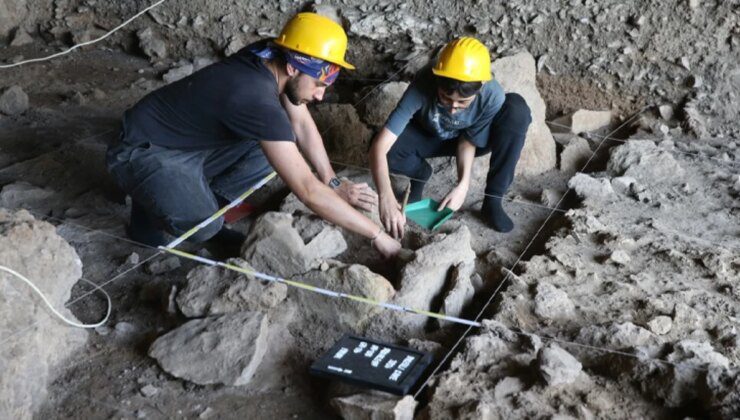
[274,12,355,69]
[432,37,492,82]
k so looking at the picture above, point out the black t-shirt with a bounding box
[122,40,295,150]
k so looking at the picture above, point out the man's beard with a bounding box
[285,76,306,106]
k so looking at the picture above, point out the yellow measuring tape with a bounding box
[160,247,482,328]
[161,170,482,328]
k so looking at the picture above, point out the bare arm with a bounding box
[438,136,476,211]
[281,94,378,211]
[369,127,407,239]
[260,139,400,257]
[281,94,335,183]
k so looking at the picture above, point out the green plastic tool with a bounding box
[404,198,454,231]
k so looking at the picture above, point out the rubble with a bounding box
[9,27,33,46]
[137,27,167,60]
[537,343,583,386]
[552,109,613,134]
[559,135,592,173]
[0,85,29,116]
[331,393,416,420]
[162,63,194,84]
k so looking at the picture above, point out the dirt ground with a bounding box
[1,1,738,419]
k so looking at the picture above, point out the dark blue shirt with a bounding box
[122,40,295,150]
[385,64,505,147]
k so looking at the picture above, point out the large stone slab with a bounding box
[149,311,270,386]
[0,209,86,419]
[491,51,557,176]
[241,212,347,277]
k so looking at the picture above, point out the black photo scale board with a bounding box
[310,334,434,395]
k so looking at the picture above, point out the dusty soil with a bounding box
[1,2,738,419]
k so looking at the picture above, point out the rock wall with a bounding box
[0,209,87,419]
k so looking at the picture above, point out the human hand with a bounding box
[379,194,406,239]
[372,231,402,258]
[437,184,468,211]
[335,180,378,212]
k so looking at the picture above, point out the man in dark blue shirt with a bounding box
[370,37,532,236]
[107,13,401,258]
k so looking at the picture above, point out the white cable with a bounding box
[0,0,166,69]
[0,264,111,329]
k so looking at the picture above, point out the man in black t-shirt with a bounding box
[106,13,401,258]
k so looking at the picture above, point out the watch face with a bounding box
[329,178,341,189]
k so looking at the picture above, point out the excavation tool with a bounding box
[403,198,454,231]
[310,335,433,395]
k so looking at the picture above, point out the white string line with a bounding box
[0,265,111,328]
[7,166,724,381]
[413,107,650,398]
[0,0,166,69]
[545,120,739,167]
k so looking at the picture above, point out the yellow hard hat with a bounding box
[432,37,492,82]
[274,12,355,70]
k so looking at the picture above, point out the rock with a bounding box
[137,27,167,60]
[162,63,194,84]
[609,250,631,265]
[0,209,86,419]
[125,252,140,265]
[699,367,740,419]
[568,173,616,202]
[494,376,525,399]
[224,36,245,56]
[177,259,287,317]
[359,81,409,126]
[540,188,562,208]
[310,4,343,24]
[552,110,613,134]
[673,303,702,331]
[438,262,475,326]
[0,85,29,116]
[296,263,394,330]
[407,338,443,358]
[10,27,33,46]
[331,393,417,420]
[146,255,181,275]
[533,282,575,320]
[242,212,347,277]
[0,182,54,210]
[657,105,674,121]
[576,322,656,350]
[139,384,159,397]
[199,407,216,419]
[192,57,216,72]
[310,103,373,166]
[149,311,270,386]
[559,136,592,173]
[647,316,673,335]
[610,176,636,196]
[639,340,731,407]
[537,343,583,386]
[0,2,28,39]
[392,226,475,330]
[607,141,685,184]
[491,51,557,176]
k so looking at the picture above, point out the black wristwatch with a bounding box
[328,177,341,189]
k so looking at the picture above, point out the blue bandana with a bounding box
[249,42,341,85]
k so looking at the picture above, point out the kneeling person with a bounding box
[107,13,400,258]
[370,37,532,238]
